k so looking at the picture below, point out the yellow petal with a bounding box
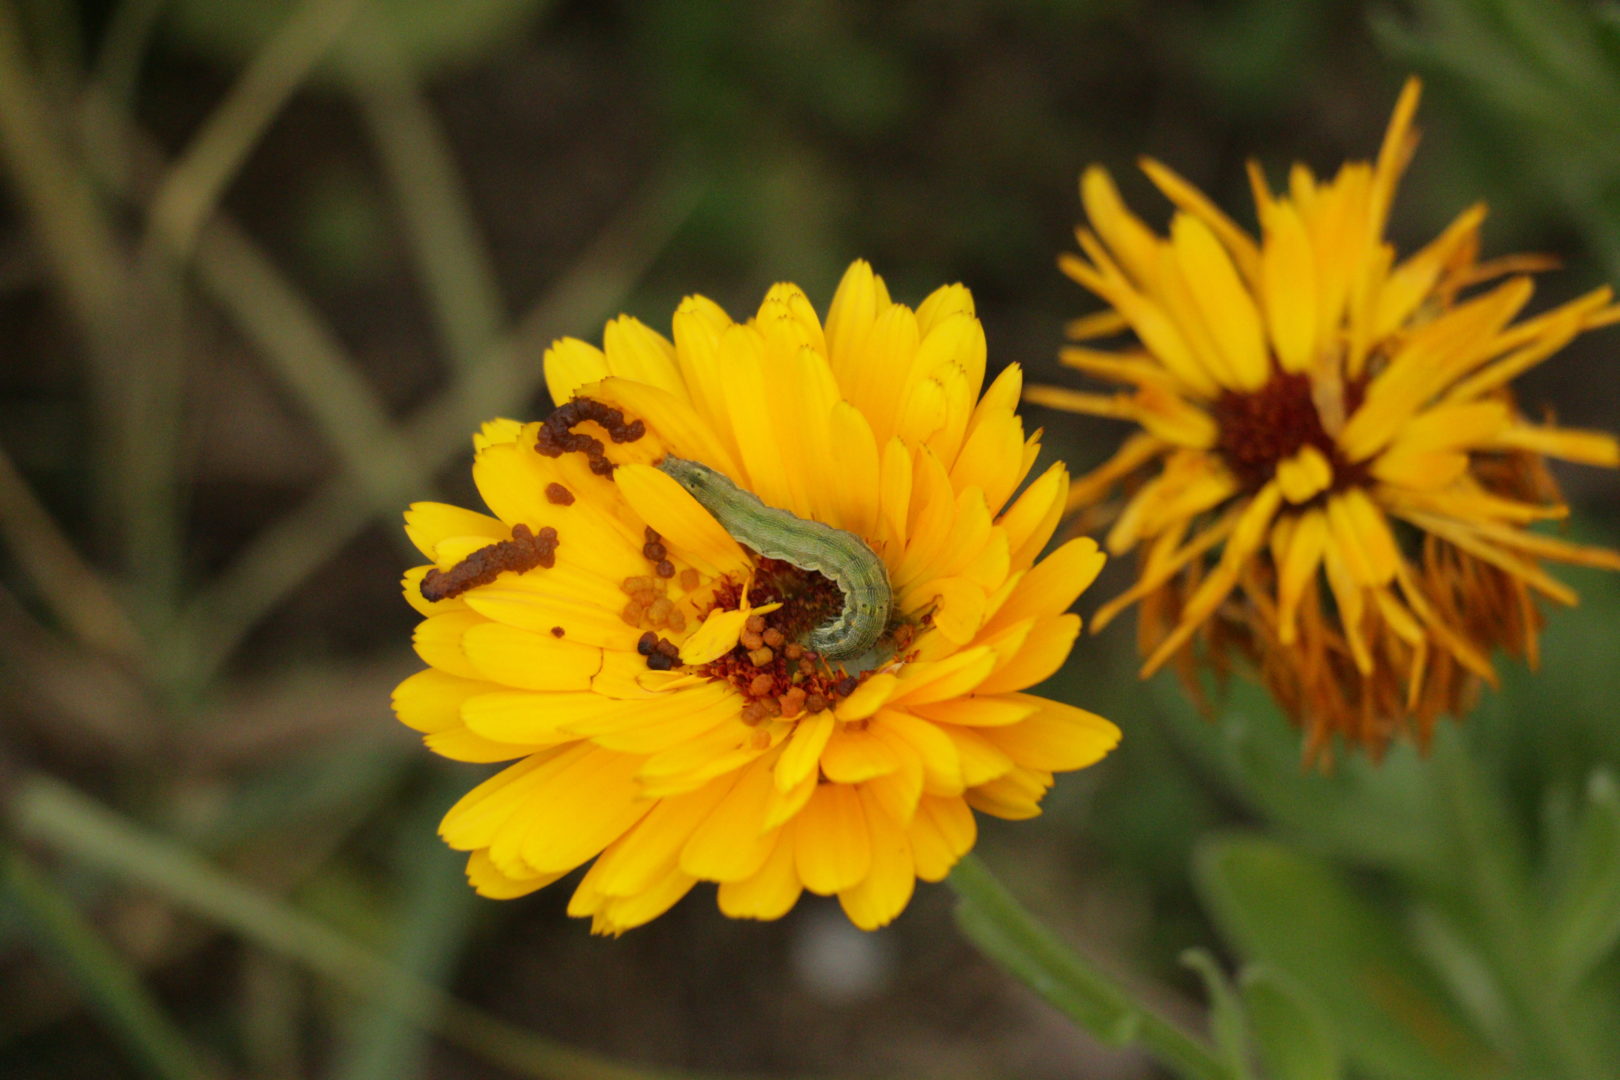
[908,795,975,882]
[681,759,784,882]
[981,537,1105,635]
[1062,248,1219,399]
[591,378,741,480]
[574,866,697,935]
[871,708,964,798]
[1321,543,1372,675]
[1138,156,1261,283]
[1064,309,1131,341]
[1370,449,1469,491]
[920,576,989,645]
[636,720,767,798]
[461,622,602,691]
[973,614,1080,695]
[466,850,563,899]
[827,402,883,540]
[392,668,490,733]
[678,607,752,665]
[1260,200,1320,373]
[1081,165,1162,288]
[716,831,802,921]
[423,727,540,763]
[1369,77,1423,239]
[983,695,1120,772]
[404,502,508,561]
[542,337,609,407]
[585,781,731,898]
[910,695,1039,728]
[1489,425,1620,467]
[793,784,872,896]
[1276,445,1333,504]
[890,648,998,707]
[499,747,652,875]
[1140,482,1282,674]
[837,788,916,930]
[821,727,902,784]
[412,610,486,681]
[835,673,900,721]
[775,709,836,792]
[1325,489,1399,587]
[1276,508,1328,645]
[1171,213,1268,390]
[935,725,1015,786]
[825,260,891,393]
[615,462,750,578]
[439,750,563,852]
[602,315,683,395]
[965,766,1053,820]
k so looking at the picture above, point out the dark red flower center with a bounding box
[1212,371,1368,494]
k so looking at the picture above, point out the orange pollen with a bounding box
[647,558,889,722]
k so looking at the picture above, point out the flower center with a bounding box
[630,556,917,725]
[1212,372,1367,494]
[692,560,877,724]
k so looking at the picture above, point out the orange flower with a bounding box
[395,262,1119,932]
[1035,79,1620,761]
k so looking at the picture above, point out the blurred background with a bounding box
[3,1,1619,1078]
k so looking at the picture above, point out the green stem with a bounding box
[142,0,364,264]
[3,846,215,1080]
[8,774,764,1080]
[948,853,1233,1080]
[341,13,506,376]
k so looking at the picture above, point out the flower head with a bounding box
[1033,78,1620,761]
[394,261,1118,932]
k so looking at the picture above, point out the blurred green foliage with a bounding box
[1,0,1618,1079]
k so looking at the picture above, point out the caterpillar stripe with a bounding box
[657,457,891,662]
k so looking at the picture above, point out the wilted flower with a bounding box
[1032,79,1620,760]
[395,261,1119,932]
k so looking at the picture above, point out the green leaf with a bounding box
[1195,836,1490,1080]
[1150,678,1447,880]
[1180,949,1253,1079]
[330,777,482,1080]
[9,775,733,1080]
[1239,967,1342,1080]
[1547,769,1620,986]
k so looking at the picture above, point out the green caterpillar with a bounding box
[657,456,891,662]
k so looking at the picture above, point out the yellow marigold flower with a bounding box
[1033,78,1620,761]
[394,261,1119,933]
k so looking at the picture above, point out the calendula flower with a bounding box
[1031,78,1620,761]
[394,261,1119,933]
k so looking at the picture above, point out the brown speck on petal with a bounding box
[420,524,558,602]
[535,397,645,476]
